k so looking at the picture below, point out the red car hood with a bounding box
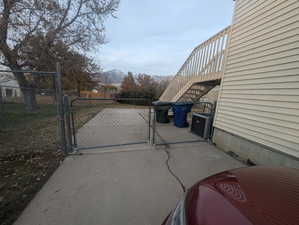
[185,167,299,225]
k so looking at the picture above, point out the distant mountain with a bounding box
[103,70,126,83]
[92,70,173,85]
[92,69,126,84]
[152,75,173,82]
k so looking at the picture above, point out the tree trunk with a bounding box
[11,66,38,112]
[1,41,38,111]
[22,85,38,111]
[76,81,81,97]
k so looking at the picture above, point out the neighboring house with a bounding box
[93,83,119,98]
[80,83,118,99]
[111,83,121,90]
[213,0,299,168]
[0,73,22,99]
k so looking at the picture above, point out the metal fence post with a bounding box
[64,95,73,153]
[151,108,156,145]
[71,109,78,148]
[55,63,67,154]
[148,103,152,143]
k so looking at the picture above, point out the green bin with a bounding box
[152,101,172,123]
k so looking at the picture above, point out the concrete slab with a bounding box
[155,123,202,144]
[14,146,182,225]
[163,142,245,188]
[14,108,245,225]
[14,143,244,225]
[77,108,149,148]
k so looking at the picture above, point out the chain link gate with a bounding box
[65,97,154,152]
[62,97,217,153]
[149,101,216,147]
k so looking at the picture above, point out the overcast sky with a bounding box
[93,0,235,76]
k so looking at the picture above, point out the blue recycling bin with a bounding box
[172,102,194,128]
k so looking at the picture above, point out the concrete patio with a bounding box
[14,108,244,225]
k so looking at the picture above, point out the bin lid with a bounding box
[152,101,172,106]
[172,102,194,106]
[193,112,212,118]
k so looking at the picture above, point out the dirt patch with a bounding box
[0,103,102,225]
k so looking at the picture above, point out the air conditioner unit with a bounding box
[191,113,213,139]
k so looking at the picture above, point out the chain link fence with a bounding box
[0,67,70,225]
[0,71,60,154]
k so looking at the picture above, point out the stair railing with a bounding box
[160,26,231,102]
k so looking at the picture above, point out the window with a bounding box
[5,89,13,97]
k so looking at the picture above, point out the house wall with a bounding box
[213,0,299,165]
[1,87,21,98]
[0,70,21,101]
[0,80,22,98]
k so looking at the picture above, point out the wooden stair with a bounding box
[159,26,231,103]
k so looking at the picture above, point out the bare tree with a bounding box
[121,72,137,94]
[0,0,119,111]
[63,51,98,96]
[22,34,98,95]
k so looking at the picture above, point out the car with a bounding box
[162,167,299,225]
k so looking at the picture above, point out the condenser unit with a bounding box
[191,113,213,139]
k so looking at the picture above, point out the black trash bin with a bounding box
[152,101,172,123]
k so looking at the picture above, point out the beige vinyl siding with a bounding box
[214,0,299,158]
